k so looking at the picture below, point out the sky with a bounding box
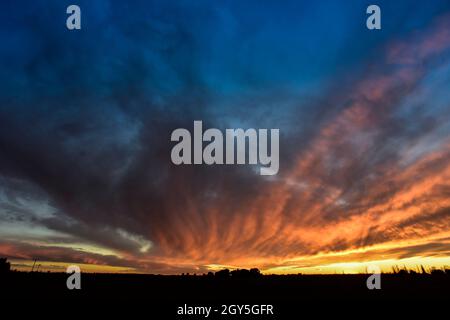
[0,0,450,274]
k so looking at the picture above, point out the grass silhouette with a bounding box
[1,258,449,303]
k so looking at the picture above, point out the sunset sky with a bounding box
[1,0,450,274]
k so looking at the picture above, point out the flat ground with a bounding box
[1,272,448,316]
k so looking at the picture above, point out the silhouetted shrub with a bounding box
[430,269,445,276]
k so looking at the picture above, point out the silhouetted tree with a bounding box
[231,269,250,278]
[0,258,11,273]
[215,269,230,278]
[249,268,262,277]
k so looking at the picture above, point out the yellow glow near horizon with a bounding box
[263,256,450,274]
[5,233,450,274]
[10,259,136,273]
[9,255,449,275]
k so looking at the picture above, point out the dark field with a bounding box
[2,271,449,305]
[2,271,449,317]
